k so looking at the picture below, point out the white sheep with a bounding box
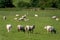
[6,24,12,32]
[16,14,19,17]
[44,25,56,34]
[14,18,18,20]
[56,18,59,21]
[52,16,57,19]
[22,14,26,19]
[35,14,38,17]
[24,19,29,21]
[18,17,24,21]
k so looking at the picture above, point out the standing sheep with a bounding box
[44,25,56,34]
[17,25,25,32]
[6,24,12,32]
[25,25,35,33]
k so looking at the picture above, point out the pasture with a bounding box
[0,9,60,40]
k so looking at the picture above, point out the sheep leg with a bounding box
[8,30,10,32]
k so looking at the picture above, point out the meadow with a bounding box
[0,9,60,40]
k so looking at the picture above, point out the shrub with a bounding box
[17,1,30,8]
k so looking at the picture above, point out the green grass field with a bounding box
[0,9,60,40]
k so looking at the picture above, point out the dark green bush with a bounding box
[17,1,30,8]
[0,0,15,8]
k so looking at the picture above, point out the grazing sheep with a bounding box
[52,16,57,19]
[44,25,56,34]
[17,25,25,32]
[3,16,6,20]
[6,24,12,32]
[25,25,35,33]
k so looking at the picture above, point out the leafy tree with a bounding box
[5,0,15,7]
[30,0,39,7]
[0,0,5,8]
[0,0,15,8]
[17,1,30,8]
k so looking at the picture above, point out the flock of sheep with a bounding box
[6,24,35,33]
[14,14,29,21]
[52,16,59,21]
[3,14,59,34]
[3,14,35,33]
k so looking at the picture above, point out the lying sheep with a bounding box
[22,14,26,19]
[24,19,29,21]
[18,17,24,21]
[14,18,18,20]
[35,14,38,17]
[56,18,59,21]
[16,14,19,17]
[52,16,59,21]
[44,25,56,34]
[52,16,57,19]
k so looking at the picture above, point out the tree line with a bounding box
[0,0,60,9]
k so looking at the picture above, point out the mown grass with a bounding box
[0,9,60,40]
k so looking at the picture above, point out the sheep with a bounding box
[52,16,59,21]
[22,14,26,19]
[18,17,24,21]
[56,18,59,21]
[24,19,29,21]
[6,24,12,32]
[25,25,35,33]
[16,14,19,17]
[17,25,25,32]
[44,25,56,34]
[3,16,6,20]
[14,18,18,20]
[35,14,38,17]
[52,16,57,19]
